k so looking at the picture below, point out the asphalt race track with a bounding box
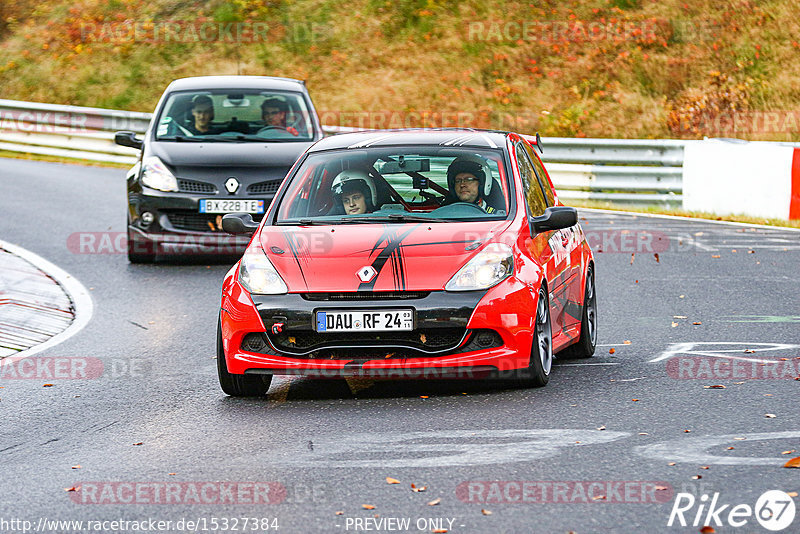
[1,157,799,534]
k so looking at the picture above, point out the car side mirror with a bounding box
[222,213,260,236]
[115,131,143,150]
[530,206,578,233]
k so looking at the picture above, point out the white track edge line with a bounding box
[577,207,800,233]
[0,239,94,363]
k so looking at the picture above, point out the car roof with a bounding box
[165,76,307,93]
[308,129,511,152]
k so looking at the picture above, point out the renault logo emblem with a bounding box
[357,266,377,283]
[224,177,240,194]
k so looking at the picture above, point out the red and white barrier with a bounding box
[683,139,800,220]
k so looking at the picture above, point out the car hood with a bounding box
[259,221,512,292]
[147,140,312,168]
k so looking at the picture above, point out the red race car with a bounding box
[218,129,596,395]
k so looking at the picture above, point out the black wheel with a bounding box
[511,286,552,387]
[127,228,155,264]
[217,318,272,397]
[561,264,597,359]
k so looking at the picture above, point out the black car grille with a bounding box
[247,180,282,195]
[301,292,430,301]
[241,329,503,360]
[271,328,466,352]
[164,211,264,232]
[178,179,217,194]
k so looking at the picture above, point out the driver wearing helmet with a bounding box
[446,155,504,214]
[331,169,378,215]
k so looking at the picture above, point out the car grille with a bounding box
[241,329,503,359]
[164,211,263,232]
[247,180,282,195]
[301,292,430,301]
[178,179,217,194]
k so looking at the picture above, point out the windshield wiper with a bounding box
[159,135,207,142]
[276,218,332,226]
[340,214,455,223]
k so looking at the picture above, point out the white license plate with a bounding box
[315,309,414,333]
[199,199,264,214]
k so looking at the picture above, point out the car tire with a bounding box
[511,285,552,387]
[561,264,597,359]
[217,318,272,397]
[127,228,155,264]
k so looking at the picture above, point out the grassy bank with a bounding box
[2,0,800,141]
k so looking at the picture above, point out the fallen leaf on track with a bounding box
[597,425,606,431]
[788,492,798,497]
[623,340,631,345]
[335,511,344,515]
[765,414,777,418]
[592,494,606,501]
[704,385,726,389]
[386,477,400,484]
[481,509,492,515]
[132,442,143,446]
[362,504,375,510]
[411,483,427,492]
[428,498,441,506]
[71,465,81,469]
[692,322,702,325]
[671,322,679,328]
[711,255,721,258]
[64,486,80,492]
[691,475,702,480]
[432,530,448,533]
[43,384,54,387]
[781,450,796,455]
[668,462,676,466]
[700,526,716,534]
[654,253,660,263]
[609,348,615,354]
[783,457,800,468]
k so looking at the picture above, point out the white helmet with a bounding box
[331,169,378,206]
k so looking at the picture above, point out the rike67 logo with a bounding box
[668,490,796,531]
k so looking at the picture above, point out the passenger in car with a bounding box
[331,170,378,215]
[446,156,505,214]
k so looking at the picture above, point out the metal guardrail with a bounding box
[0,99,684,204]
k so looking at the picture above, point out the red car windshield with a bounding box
[275,147,511,223]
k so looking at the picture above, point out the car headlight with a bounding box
[445,243,514,291]
[140,156,178,192]
[239,247,288,295]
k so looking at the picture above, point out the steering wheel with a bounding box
[257,125,288,133]
[431,202,487,216]
[256,125,299,137]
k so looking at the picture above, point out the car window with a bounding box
[515,143,547,217]
[154,89,315,141]
[523,141,556,206]
[275,147,511,223]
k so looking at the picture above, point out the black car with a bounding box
[115,75,323,262]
